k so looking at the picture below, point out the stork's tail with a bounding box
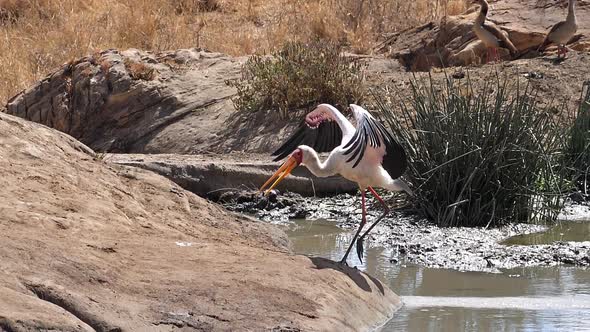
[386,178,414,196]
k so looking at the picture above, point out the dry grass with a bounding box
[0,0,467,104]
[124,58,157,81]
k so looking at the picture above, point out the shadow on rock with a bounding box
[308,257,385,295]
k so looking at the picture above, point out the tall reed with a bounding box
[377,74,569,227]
[565,82,590,195]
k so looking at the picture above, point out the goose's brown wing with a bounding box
[484,22,518,55]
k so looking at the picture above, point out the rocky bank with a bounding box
[220,191,590,272]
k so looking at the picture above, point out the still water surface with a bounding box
[503,220,590,245]
[283,219,590,332]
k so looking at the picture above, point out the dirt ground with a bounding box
[0,112,400,331]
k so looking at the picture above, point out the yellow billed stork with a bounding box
[259,104,412,265]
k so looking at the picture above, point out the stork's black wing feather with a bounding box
[342,111,407,178]
[375,119,407,179]
[271,121,343,161]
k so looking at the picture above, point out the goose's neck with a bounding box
[475,0,489,26]
[303,150,337,178]
[567,0,577,22]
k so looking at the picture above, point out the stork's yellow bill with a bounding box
[258,152,302,196]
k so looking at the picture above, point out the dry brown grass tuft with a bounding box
[124,58,157,81]
[0,0,467,104]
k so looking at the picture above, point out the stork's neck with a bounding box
[567,0,577,23]
[302,149,337,178]
[315,104,356,136]
[475,0,489,26]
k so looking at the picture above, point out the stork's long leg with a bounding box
[355,186,390,262]
[340,189,367,265]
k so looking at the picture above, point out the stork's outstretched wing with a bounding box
[271,104,354,161]
[344,105,407,179]
[272,120,343,161]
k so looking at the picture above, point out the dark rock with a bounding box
[236,193,252,204]
[570,192,586,203]
[268,190,279,203]
[289,208,309,219]
[524,71,544,79]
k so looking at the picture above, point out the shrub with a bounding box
[565,82,590,194]
[228,40,366,117]
[0,0,26,23]
[377,75,569,227]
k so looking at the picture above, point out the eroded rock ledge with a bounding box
[4,48,245,152]
[109,153,358,198]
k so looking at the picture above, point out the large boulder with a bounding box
[4,48,296,154]
[376,0,590,70]
[0,113,400,331]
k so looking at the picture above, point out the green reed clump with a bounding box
[377,75,568,227]
[565,82,590,194]
[228,40,366,117]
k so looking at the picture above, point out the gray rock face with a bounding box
[5,48,292,154]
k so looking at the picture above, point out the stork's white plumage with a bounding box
[259,103,412,265]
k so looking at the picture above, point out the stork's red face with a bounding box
[259,149,303,196]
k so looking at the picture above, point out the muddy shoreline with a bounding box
[107,154,590,272]
[219,190,590,272]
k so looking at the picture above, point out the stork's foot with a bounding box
[338,258,349,266]
[356,237,365,263]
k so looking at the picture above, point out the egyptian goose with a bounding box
[472,0,518,63]
[538,0,578,59]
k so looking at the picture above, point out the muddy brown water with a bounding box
[282,219,590,332]
[503,220,590,246]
